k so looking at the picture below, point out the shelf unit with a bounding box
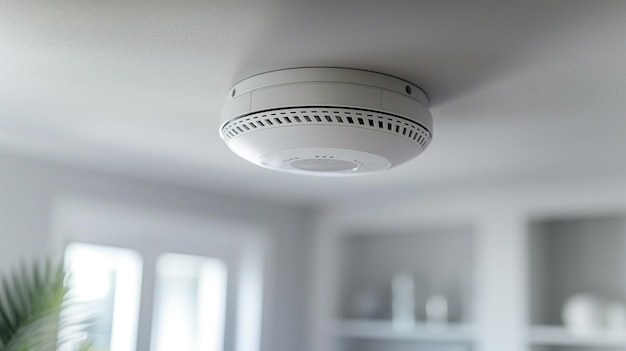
[527,215,626,350]
[333,227,475,351]
[335,319,475,343]
[313,182,626,351]
[529,325,626,348]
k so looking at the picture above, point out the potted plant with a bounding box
[0,261,89,351]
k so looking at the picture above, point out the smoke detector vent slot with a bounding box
[222,107,431,149]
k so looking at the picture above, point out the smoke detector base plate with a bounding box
[220,68,433,176]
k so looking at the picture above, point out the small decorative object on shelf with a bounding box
[351,289,382,319]
[562,293,626,337]
[392,272,415,331]
[605,300,626,335]
[426,294,449,328]
[562,294,604,335]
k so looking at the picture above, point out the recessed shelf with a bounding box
[528,216,626,329]
[334,319,475,343]
[336,229,474,322]
[529,325,626,348]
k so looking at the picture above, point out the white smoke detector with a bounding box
[220,67,432,176]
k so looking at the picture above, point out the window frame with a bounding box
[50,197,266,351]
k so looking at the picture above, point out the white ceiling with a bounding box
[1,1,626,205]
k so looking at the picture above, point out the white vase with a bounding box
[392,272,415,331]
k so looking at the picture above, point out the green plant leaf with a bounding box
[0,260,68,351]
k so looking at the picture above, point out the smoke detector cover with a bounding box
[220,68,432,176]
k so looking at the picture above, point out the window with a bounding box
[152,253,228,351]
[63,245,230,351]
[63,243,142,351]
[53,199,265,351]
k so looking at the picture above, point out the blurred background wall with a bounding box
[0,150,314,351]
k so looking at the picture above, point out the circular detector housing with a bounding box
[220,67,432,176]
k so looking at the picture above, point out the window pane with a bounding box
[63,243,142,351]
[152,253,228,351]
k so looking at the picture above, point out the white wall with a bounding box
[0,151,315,351]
